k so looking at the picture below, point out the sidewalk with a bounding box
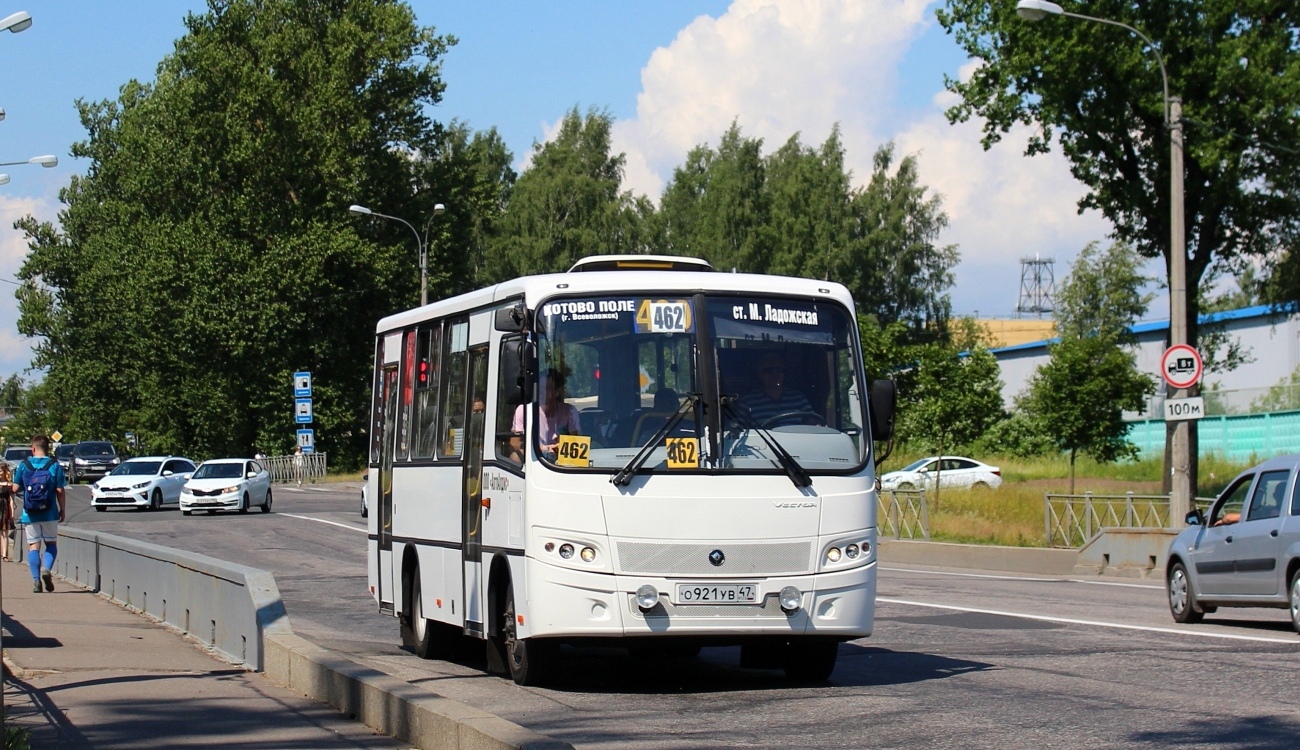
[1,557,408,749]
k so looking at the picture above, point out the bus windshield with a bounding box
[534,293,868,476]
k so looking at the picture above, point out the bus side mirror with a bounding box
[500,337,537,405]
[494,304,531,333]
[868,379,896,442]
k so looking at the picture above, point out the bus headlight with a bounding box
[779,586,802,613]
[558,543,574,560]
[635,584,659,611]
[825,547,842,563]
[845,543,860,559]
[580,546,596,563]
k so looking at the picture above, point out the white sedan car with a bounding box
[880,456,1003,491]
[90,456,196,511]
[180,458,272,515]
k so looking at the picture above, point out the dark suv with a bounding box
[69,441,120,484]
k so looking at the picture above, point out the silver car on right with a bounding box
[1166,453,1300,632]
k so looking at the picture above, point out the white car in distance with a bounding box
[180,458,273,515]
[90,457,196,512]
[880,456,1003,491]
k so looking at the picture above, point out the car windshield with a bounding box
[5,448,32,462]
[193,463,243,480]
[532,293,868,477]
[55,445,76,459]
[110,461,162,476]
[75,442,115,457]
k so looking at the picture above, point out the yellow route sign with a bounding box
[555,435,592,467]
[665,437,699,469]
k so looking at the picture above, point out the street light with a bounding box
[349,202,446,306]
[0,154,57,168]
[1017,0,1191,519]
[0,10,31,34]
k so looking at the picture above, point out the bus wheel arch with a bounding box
[485,554,513,674]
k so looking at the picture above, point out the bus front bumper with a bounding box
[519,560,876,641]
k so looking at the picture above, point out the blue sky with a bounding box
[0,1,1125,382]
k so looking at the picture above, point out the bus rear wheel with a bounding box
[502,581,554,686]
[783,638,839,682]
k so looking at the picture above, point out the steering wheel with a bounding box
[760,411,825,428]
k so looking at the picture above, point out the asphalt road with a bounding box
[61,483,1300,749]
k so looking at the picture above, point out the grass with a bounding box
[881,449,1255,547]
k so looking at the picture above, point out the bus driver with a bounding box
[512,368,582,459]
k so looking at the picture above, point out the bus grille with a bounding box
[627,594,789,619]
[614,541,811,576]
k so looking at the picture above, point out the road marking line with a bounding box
[280,512,366,533]
[878,597,1299,644]
[881,565,1163,589]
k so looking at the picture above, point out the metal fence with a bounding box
[1044,492,1216,548]
[878,489,930,540]
[262,452,328,484]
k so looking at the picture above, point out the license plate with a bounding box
[675,583,759,604]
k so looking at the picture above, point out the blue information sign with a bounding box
[293,371,312,397]
[297,429,314,453]
[295,398,313,424]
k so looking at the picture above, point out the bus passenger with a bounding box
[512,368,582,458]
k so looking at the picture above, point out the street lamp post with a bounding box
[0,154,57,168]
[0,10,31,34]
[1016,0,1192,520]
[349,202,446,307]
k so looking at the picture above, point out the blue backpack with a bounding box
[22,457,54,514]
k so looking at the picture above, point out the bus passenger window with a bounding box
[496,337,525,467]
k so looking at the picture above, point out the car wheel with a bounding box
[897,482,914,490]
[1290,569,1300,635]
[94,505,105,512]
[182,509,192,516]
[502,580,554,686]
[238,492,249,514]
[973,481,990,490]
[150,489,162,511]
[784,638,839,682]
[1167,561,1204,624]
[261,488,272,513]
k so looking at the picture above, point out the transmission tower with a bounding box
[1016,256,1055,318]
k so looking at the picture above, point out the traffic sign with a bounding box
[293,371,312,397]
[1160,344,1202,390]
[50,430,62,443]
[297,429,314,452]
[1163,397,1205,422]
[295,398,313,424]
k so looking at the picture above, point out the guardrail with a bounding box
[1044,492,1216,548]
[262,452,327,484]
[878,489,930,540]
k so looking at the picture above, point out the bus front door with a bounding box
[461,347,489,636]
[377,365,399,613]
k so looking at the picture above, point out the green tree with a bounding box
[484,107,643,280]
[1053,241,1151,342]
[1022,335,1154,494]
[937,0,1300,348]
[15,0,455,465]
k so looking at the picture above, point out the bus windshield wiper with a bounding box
[722,397,812,488]
[611,394,700,487]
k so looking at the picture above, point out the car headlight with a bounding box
[132,481,151,490]
[75,458,87,465]
[221,486,240,494]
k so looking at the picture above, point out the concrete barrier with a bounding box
[53,527,572,750]
[878,538,1079,575]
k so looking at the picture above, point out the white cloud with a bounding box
[0,192,57,379]
[593,0,1116,319]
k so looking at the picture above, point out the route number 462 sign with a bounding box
[1160,344,1203,390]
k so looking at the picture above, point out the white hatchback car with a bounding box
[880,456,1003,491]
[90,456,196,511]
[180,458,273,515]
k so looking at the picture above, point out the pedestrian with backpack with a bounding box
[10,435,67,593]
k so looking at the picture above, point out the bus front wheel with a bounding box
[502,581,554,686]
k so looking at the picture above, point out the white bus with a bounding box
[367,255,896,685]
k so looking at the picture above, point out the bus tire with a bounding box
[503,581,553,686]
[783,638,839,682]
